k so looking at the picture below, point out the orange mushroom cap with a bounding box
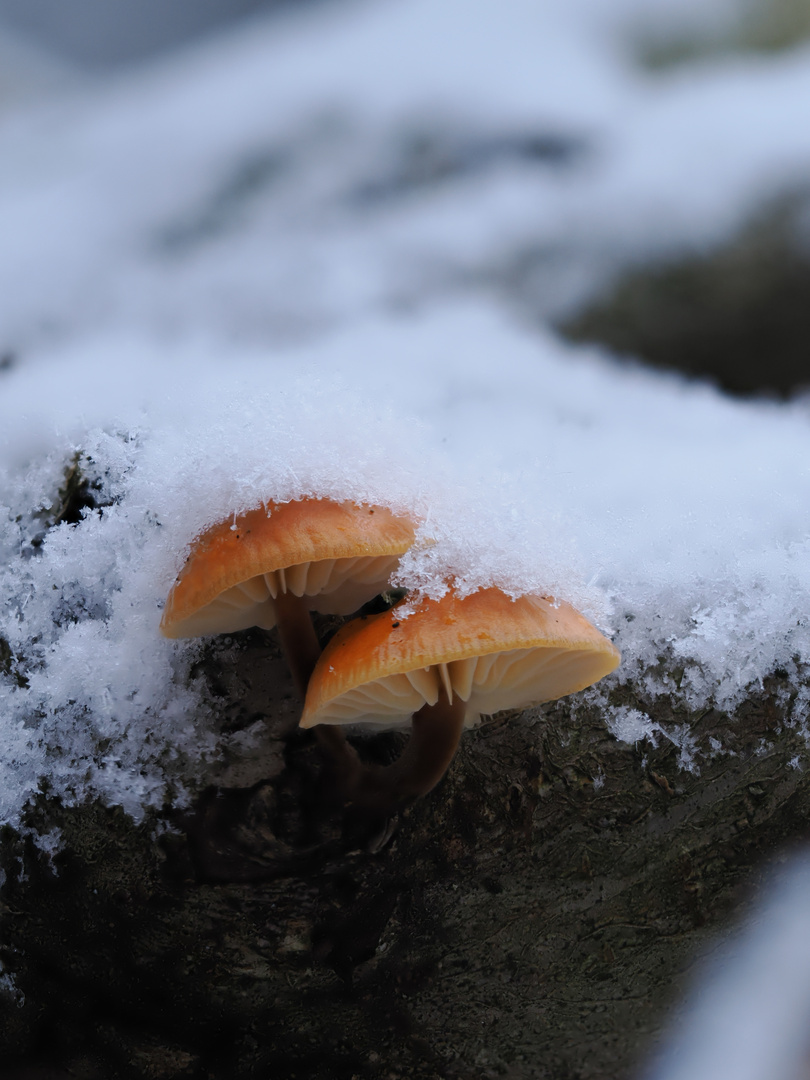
[160,498,417,638]
[300,587,621,729]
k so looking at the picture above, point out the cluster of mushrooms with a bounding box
[160,498,620,812]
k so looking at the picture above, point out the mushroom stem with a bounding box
[274,595,465,812]
[273,589,360,769]
[272,589,322,696]
[346,689,467,811]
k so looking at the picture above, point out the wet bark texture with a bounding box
[1,624,808,1080]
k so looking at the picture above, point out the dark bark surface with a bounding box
[1,628,808,1080]
[558,193,810,400]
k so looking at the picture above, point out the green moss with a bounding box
[640,0,810,70]
[42,451,103,528]
[0,637,28,689]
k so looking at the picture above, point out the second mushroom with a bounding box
[301,586,620,810]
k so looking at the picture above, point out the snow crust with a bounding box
[1,0,810,828]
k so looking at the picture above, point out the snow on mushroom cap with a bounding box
[300,587,620,729]
[160,498,417,638]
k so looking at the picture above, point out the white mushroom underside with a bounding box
[309,646,613,728]
[171,555,400,636]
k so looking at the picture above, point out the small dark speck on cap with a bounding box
[391,621,400,629]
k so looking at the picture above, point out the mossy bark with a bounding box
[1,630,808,1080]
[558,193,810,399]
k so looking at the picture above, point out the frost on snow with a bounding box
[1,0,810,830]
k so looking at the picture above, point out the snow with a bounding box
[647,856,810,1080]
[1,0,810,828]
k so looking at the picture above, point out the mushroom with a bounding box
[160,498,417,764]
[300,586,620,809]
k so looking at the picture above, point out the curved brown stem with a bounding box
[345,689,467,811]
[274,593,464,812]
[273,589,322,695]
[273,590,361,773]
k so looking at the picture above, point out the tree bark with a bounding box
[1,629,808,1080]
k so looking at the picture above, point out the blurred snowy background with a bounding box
[646,853,810,1080]
[0,0,288,69]
[1,0,810,827]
